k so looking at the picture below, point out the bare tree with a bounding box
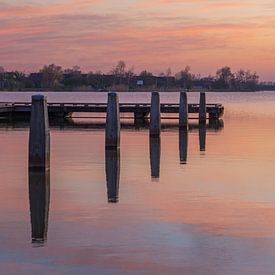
[165,67,172,89]
[40,64,63,89]
[166,67,172,77]
[111,60,126,85]
[244,70,259,90]
[175,66,194,89]
[125,66,135,91]
[139,70,153,77]
[216,66,234,89]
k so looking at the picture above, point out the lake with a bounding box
[0,91,275,274]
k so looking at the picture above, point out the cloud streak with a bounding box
[0,0,275,80]
[0,0,96,17]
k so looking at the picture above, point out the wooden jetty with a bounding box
[0,101,224,120]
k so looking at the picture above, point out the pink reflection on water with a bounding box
[0,93,275,273]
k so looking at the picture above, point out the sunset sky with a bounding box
[1,0,275,80]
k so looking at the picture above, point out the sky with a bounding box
[1,0,275,80]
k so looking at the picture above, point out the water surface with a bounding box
[0,92,275,274]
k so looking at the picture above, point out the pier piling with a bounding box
[199,92,207,122]
[179,91,188,129]
[150,91,161,137]
[29,95,50,169]
[105,92,120,148]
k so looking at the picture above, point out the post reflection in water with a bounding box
[179,129,188,164]
[150,137,161,180]
[28,169,50,244]
[209,118,224,130]
[105,148,120,203]
[199,121,207,152]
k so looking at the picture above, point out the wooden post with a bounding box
[150,137,161,179]
[105,148,120,203]
[150,91,160,137]
[179,91,188,129]
[179,129,188,164]
[29,169,50,243]
[29,95,50,170]
[105,92,120,148]
[199,92,206,122]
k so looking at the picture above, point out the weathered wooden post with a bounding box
[150,91,160,137]
[105,92,120,148]
[179,91,188,129]
[150,137,161,179]
[199,92,206,122]
[29,169,50,243]
[179,129,188,164]
[105,148,120,203]
[29,95,50,170]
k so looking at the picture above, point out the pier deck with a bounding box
[0,102,224,119]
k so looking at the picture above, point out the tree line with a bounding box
[0,61,264,91]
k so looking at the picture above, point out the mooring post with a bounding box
[105,92,120,148]
[179,91,188,129]
[150,91,160,137]
[199,92,206,122]
[29,95,50,170]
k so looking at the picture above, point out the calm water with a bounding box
[1,91,275,274]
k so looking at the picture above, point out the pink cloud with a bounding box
[0,0,275,80]
[0,0,97,17]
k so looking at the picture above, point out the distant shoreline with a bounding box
[0,90,271,92]
[0,89,274,93]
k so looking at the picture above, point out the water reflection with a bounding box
[209,118,224,130]
[105,148,120,203]
[28,169,50,245]
[179,129,188,164]
[199,122,206,152]
[150,137,161,179]
[0,118,224,131]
